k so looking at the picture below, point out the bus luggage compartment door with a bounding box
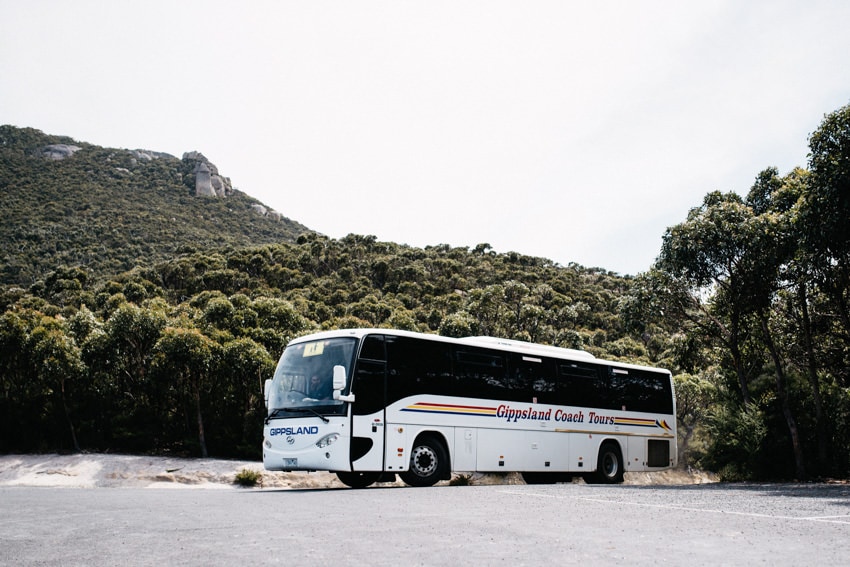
[351,410,386,471]
[476,428,568,472]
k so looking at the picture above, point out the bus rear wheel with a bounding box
[336,471,380,489]
[584,441,624,484]
[400,435,448,487]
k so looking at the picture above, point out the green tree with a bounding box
[97,302,167,403]
[221,337,274,455]
[657,191,760,405]
[153,326,220,458]
[29,320,85,452]
[702,402,767,481]
[657,187,807,478]
[0,309,39,451]
[674,373,717,465]
[803,103,850,339]
[439,311,479,338]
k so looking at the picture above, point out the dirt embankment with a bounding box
[0,453,718,489]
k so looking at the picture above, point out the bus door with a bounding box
[349,335,387,472]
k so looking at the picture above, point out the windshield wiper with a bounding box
[265,408,286,424]
[265,406,331,424]
[290,407,330,423]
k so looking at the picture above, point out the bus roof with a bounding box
[287,328,605,365]
[455,335,596,361]
[289,329,671,374]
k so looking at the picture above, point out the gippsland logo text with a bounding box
[268,426,319,436]
[496,404,616,425]
[402,401,669,431]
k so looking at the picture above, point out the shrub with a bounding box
[449,474,473,486]
[234,468,262,487]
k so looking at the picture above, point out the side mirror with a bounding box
[332,365,346,390]
[264,379,272,409]
[332,365,355,402]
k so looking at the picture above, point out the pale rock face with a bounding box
[210,175,227,197]
[183,151,233,197]
[248,204,283,221]
[194,162,216,197]
[130,149,175,161]
[40,144,81,160]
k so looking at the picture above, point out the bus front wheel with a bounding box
[584,441,624,484]
[336,471,380,489]
[400,435,448,487]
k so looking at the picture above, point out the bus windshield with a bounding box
[268,337,357,413]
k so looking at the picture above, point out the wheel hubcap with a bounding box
[603,453,618,477]
[411,446,437,476]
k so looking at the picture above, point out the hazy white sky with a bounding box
[2,1,849,275]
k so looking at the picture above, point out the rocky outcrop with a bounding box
[39,144,81,160]
[182,151,233,197]
[130,149,175,161]
[249,204,284,221]
[194,162,215,196]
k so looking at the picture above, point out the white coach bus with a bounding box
[263,329,677,488]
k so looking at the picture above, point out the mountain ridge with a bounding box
[0,125,310,286]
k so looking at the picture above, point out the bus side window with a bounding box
[386,336,452,402]
[454,348,510,401]
[352,335,385,416]
[509,353,556,404]
[609,368,674,414]
[558,363,605,408]
[359,335,386,361]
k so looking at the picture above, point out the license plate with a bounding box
[283,458,298,468]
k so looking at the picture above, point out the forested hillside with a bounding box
[2,104,850,482]
[0,125,307,285]
[0,232,639,460]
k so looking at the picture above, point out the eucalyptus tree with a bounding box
[673,373,718,464]
[220,337,274,454]
[71,301,169,451]
[464,284,506,338]
[28,318,85,452]
[803,103,850,370]
[0,308,84,452]
[0,309,40,450]
[438,311,479,338]
[745,166,835,475]
[655,191,760,406]
[656,186,807,478]
[96,302,167,404]
[503,280,531,338]
[739,171,805,479]
[152,326,220,458]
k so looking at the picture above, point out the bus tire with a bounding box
[585,441,624,484]
[336,471,380,489]
[400,434,449,487]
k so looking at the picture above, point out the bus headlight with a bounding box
[316,433,340,448]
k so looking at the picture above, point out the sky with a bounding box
[2,1,850,275]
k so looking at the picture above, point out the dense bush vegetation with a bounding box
[0,233,640,458]
[625,104,850,480]
[2,103,850,481]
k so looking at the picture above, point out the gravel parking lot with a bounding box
[1,462,847,566]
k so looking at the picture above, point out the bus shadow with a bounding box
[616,481,850,504]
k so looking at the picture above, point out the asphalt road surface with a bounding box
[2,482,848,566]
